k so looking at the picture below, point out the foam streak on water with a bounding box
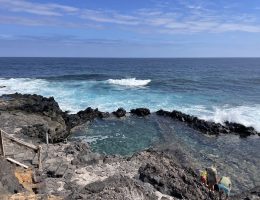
[107,78,151,87]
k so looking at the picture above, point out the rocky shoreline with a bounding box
[0,93,258,143]
[0,93,259,199]
[156,109,259,137]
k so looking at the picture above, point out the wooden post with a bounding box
[46,132,49,145]
[0,130,5,157]
[38,145,42,171]
[6,157,28,169]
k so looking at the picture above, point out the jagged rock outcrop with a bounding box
[156,109,259,137]
[0,93,64,121]
[113,108,126,118]
[71,151,104,166]
[138,150,218,200]
[224,121,258,137]
[0,93,107,143]
[0,93,70,142]
[131,108,151,116]
[65,107,109,129]
[64,141,91,155]
[66,148,220,200]
[20,123,68,143]
[66,175,158,200]
[0,159,24,195]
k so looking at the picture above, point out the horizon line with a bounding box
[1,56,260,59]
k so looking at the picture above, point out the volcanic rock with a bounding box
[0,93,69,142]
[20,123,68,143]
[0,93,64,121]
[66,175,158,200]
[156,109,258,137]
[0,158,24,195]
[230,186,260,200]
[225,122,257,137]
[66,107,106,129]
[0,93,105,143]
[138,155,218,200]
[112,108,126,118]
[71,152,104,166]
[64,142,91,155]
[130,108,151,116]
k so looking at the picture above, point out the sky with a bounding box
[0,0,260,57]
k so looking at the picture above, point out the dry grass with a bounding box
[15,168,34,192]
[1,168,63,200]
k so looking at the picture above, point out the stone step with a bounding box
[46,162,61,177]
[45,162,70,178]
[55,164,68,178]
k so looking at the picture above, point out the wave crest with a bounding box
[199,105,260,132]
[107,78,151,87]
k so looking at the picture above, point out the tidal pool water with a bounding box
[71,116,161,155]
[70,114,260,193]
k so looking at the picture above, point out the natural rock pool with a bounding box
[70,114,260,194]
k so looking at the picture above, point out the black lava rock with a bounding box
[130,108,151,116]
[156,109,258,137]
[113,108,126,118]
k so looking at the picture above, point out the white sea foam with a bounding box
[171,104,260,132]
[107,78,151,87]
[198,105,260,132]
[0,78,49,95]
[1,78,259,132]
[81,135,109,143]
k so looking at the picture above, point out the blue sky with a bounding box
[0,0,260,57]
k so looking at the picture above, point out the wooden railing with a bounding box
[0,129,42,170]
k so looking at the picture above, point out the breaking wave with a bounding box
[0,78,259,132]
[107,78,151,87]
[198,105,260,132]
[0,78,48,95]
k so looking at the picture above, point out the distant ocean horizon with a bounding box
[1,56,260,58]
[0,57,259,131]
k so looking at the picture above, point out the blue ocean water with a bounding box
[1,57,259,192]
[0,57,260,131]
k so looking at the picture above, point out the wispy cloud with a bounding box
[81,10,140,25]
[0,0,78,16]
[0,0,260,34]
[0,15,103,29]
[0,33,202,48]
[0,33,13,40]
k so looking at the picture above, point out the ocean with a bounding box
[0,57,259,192]
[0,57,259,131]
